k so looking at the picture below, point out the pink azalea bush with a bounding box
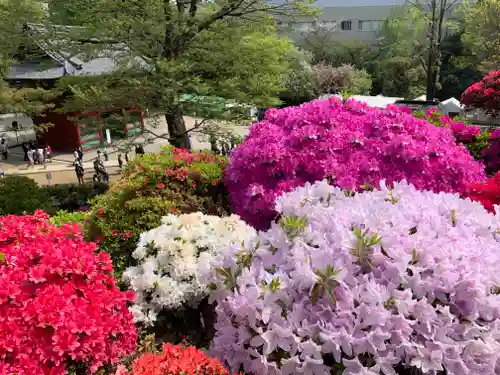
[204,180,500,375]
[410,107,490,161]
[226,98,486,229]
[482,130,500,175]
[0,211,137,375]
[418,108,482,143]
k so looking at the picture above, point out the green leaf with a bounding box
[279,215,309,240]
[215,267,231,278]
[311,282,324,305]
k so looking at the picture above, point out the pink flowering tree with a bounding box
[204,180,500,375]
[0,211,137,375]
[225,98,486,229]
[461,70,500,117]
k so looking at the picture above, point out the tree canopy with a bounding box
[43,0,315,148]
[461,0,500,73]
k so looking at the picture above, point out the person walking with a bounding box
[124,152,129,163]
[37,147,44,167]
[77,146,84,163]
[135,143,145,156]
[21,142,29,161]
[45,145,52,162]
[0,139,8,160]
[27,149,34,168]
[117,153,123,169]
[74,162,85,184]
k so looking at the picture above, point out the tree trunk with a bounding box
[426,0,437,101]
[165,106,191,150]
[432,0,447,99]
[425,48,436,101]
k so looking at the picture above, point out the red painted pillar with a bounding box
[75,117,82,147]
[97,113,104,147]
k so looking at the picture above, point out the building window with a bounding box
[340,20,352,31]
[358,20,383,31]
[320,20,337,30]
[294,22,315,32]
[372,20,383,31]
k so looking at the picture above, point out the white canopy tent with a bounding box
[438,97,463,117]
[320,94,403,108]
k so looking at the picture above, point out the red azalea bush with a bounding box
[465,171,500,212]
[116,344,236,375]
[0,211,137,375]
[226,98,486,229]
[85,146,230,278]
[461,70,500,116]
[481,129,500,175]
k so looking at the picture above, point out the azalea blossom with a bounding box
[205,180,500,375]
[0,211,137,375]
[225,98,485,229]
[122,212,255,325]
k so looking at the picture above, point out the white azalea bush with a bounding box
[122,212,255,326]
[204,180,500,375]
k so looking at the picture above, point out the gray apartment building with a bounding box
[282,0,467,44]
[282,0,407,43]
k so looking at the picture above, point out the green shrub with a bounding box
[49,210,89,226]
[0,177,108,217]
[466,129,490,160]
[85,147,230,278]
[43,182,109,211]
[0,175,53,215]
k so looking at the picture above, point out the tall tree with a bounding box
[44,0,314,149]
[372,6,427,98]
[0,0,52,115]
[406,0,461,100]
[279,48,317,106]
[438,30,481,100]
[301,26,373,69]
[312,63,372,95]
[461,0,500,73]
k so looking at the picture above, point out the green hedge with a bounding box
[0,175,109,216]
[0,176,53,215]
[44,182,109,211]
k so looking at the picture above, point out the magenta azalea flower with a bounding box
[226,98,486,229]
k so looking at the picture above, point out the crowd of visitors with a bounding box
[21,141,52,168]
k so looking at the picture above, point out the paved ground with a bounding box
[26,166,121,186]
[0,114,251,185]
[0,115,250,173]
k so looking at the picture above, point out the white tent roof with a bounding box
[438,97,463,113]
[350,95,403,107]
[320,94,403,108]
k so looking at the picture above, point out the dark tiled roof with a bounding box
[6,23,125,80]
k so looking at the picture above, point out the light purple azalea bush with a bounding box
[203,179,500,375]
[225,98,486,229]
